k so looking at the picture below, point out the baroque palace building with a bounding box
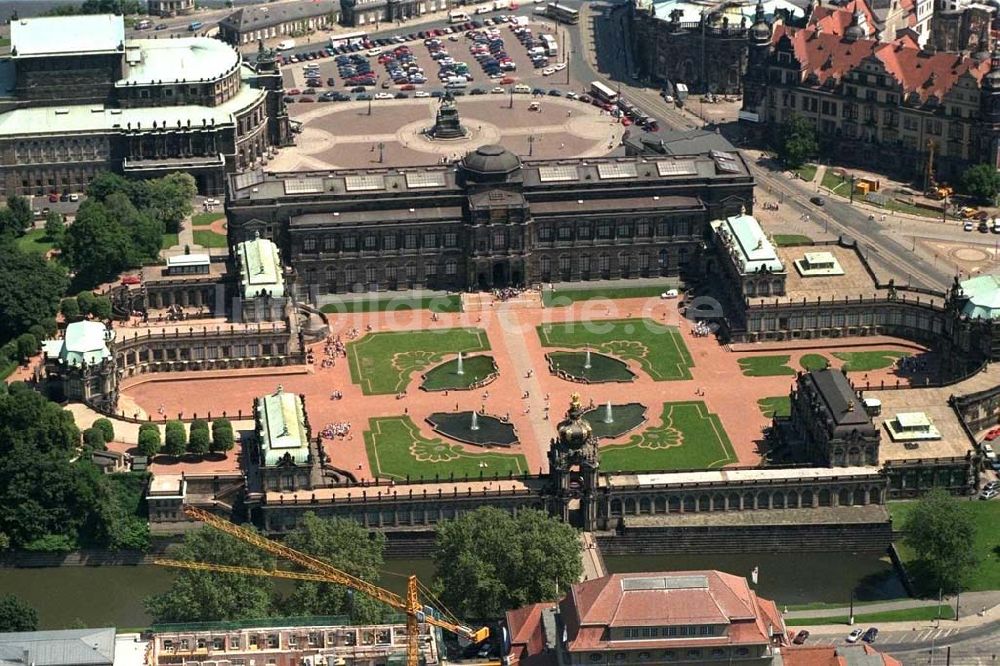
[225,144,754,295]
[0,14,289,196]
[740,0,1000,179]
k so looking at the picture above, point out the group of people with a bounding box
[321,422,351,439]
[310,334,349,369]
[329,390,343,400]
[691,321,713,337]
[896,355,927,375]
[493,286,527,302]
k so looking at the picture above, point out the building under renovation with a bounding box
[149,619,438,666]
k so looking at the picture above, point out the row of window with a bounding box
[620,625,720,639]
[537,219,695,242]
[125,342,284,363]
[300,231,460,253]
[586,646,752,662]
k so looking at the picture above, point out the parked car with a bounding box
[861,628,879,644]
[846,628,864,644]
[792,630,809,645]
[980,487,999,500]
[810,196,826,206]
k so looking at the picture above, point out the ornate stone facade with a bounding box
[0,14,288,196]
[226,145,754,296]
[789,369,881,466]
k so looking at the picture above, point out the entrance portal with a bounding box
[492,262,508,288]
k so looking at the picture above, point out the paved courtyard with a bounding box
[121,296,930,482]
[270,95,623,170]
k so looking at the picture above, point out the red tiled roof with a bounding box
[505,602,553,666]
[809,0,876,37]
[774,24,992,101]
[560,571,779,651]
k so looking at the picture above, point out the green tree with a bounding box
[145,525,275,622]
[0,244,68,343]
[145,173,196,233]
[960,164,1000,202]
[82,427,107,451]
[0,447,104,550]
[211,418,235,454]
[163,421,187,457]
[776,113,818,169]
[60,297,82,322]
[6,196,33,236]
[103,191,163,262]
[61,201,135,288]
[137,423,162,458]
[88,296,113,321]
[92,418,115,443]
[902,489,980,592]
[280,513,387,622]
[44,211,65,244]
[15,333,37,362]
[0,594,39,632]
[0,382,80,457]
[187,419,210,456]
[86,171,132,202]
[432,507,582,619]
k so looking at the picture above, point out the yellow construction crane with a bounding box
[154,506,489,666]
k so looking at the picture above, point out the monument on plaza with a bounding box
[425,91,468,140]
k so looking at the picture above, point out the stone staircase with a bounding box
[460,289,544,312]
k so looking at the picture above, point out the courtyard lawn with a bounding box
[771,234,814,247]
[889,500,1000,593]
[193,230,228,248]
[191,212,224,227]
[321,294,461,314]
[348,327,490,395]
[536,319,693,381]
[160,233,179,249]
[16,228,56,255]
[800,353,829,371]
[821,170,852,194]
[421,354,497,391]
[757,396,791,419]
[364,416,527,481]
[737,354,795,377]
[795,164,818,182]
[599,401,737,472]
[785,605,956,626]
[543,283,679,307]
[833,350,911,372]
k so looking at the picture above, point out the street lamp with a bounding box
[528,135,535,157]
[509,86,514,109]
[377,141,385,164]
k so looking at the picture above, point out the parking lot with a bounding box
[279,15,582,103]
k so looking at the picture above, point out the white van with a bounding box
[276,39,296,51]
[445,80,469,89]
[513,83,531,94]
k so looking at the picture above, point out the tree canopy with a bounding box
[902,489,980,593]
[145,526,276,623]
[960,164,1000,202]
[0,244,68,345]
[137,423,162,458]
[61,201,135,288]
[776,113,818,169]
[164,421,187,457]
[279,513,387,622]
[0,594,39,632]
[432,507,582,619]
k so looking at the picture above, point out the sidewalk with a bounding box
[786,590,1000,620]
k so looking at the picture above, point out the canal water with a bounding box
[0,551,904,629]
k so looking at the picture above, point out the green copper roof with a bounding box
[713,213,784,274]
[256,389,309,466]
[960,274,1000,319]
[237,234,285,298]
[43,321,112,366]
